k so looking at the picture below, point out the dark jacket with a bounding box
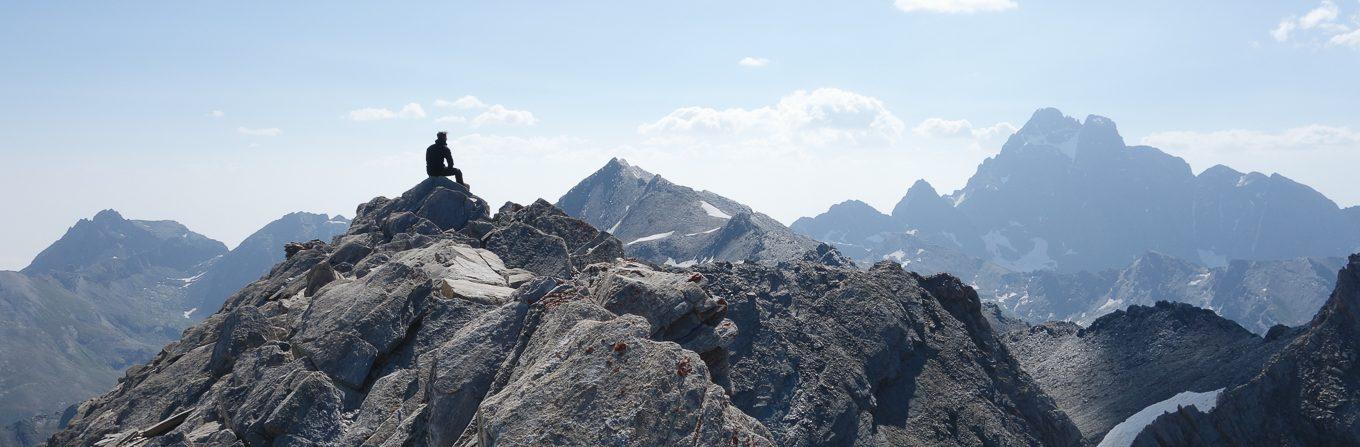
[425,142,453,176]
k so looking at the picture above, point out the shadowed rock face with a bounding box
[47,178,1083,447]
[558,158,817,266]
[1003,301,1298,445]
[1132,254,1360,446]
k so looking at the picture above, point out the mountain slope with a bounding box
[49,178,1081,447]
[183,212,350,315]
[1132,254,1360,446]
[558,158,817,265]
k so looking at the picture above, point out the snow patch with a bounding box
[607,205,631,234]
[183,308,198,319]
[700,201,731,219]
[983,231,1056,272]
[685,227,722,236]
[626,231,674,246]
[177,271,207,287]
[1097,389,1223,447]
[664,257,698,268]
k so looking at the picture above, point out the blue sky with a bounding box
[2,0,1358,269]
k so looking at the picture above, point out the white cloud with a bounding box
[399,102,426,119]
[738,57,771,67]
[237,127,282,137]
[1270,1,1358,48]
[1272,19,1297,42]
[638,88,905,150]
[913,118,973,138]
[471,105,539,128]
[1300,1,1340,29]
[346,107,397,121]
[1142,124,1360,153]
[1329,28,1360,48]
[894,0,1017,14]
[435,115,468,124]
[435,96,488,110]
[207,110,224,118]
[912,118,1016,141]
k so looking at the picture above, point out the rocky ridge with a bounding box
[48,177,1082,447]
[1131,254,1360,446]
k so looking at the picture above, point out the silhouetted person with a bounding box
[426,132,465,185]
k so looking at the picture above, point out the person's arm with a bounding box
[443,147,454,168]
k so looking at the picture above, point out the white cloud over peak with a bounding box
[1142,124,1360,154]
[638,88,905,150]
[738,57,771,67]
[346,107,397,121]
[1270,1,1359,49]
[913,118,1017,141]
[399,103,426,119]
[435,96,488,110]
[237,127,282,137]
[471,105,539,128]
[207,110,224,118]
[894,0,1017,14]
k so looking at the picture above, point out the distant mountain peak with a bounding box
[605,157,656,181]
[92,209,124,223]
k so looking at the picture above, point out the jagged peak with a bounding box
[1018,108,1081,135]
[603,157,656,181]
[906,179,939,198]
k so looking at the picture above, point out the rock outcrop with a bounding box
[1131,254,1360,446]
[695,258,1083,446]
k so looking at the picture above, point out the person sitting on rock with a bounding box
[425,131,466,186]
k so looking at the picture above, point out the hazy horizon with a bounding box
[4,1,1359,270]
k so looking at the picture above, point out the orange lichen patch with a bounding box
[611,341,628,354]
[676,357,694,377]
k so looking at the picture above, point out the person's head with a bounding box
[436,131,447,143]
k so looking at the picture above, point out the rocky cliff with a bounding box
[1131,254,1360,446]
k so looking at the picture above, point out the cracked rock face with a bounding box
[48,178,1084,447]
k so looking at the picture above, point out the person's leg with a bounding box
[451,167,464,185]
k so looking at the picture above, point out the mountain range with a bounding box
[794,108,1359,273]
[0,211,347,446]
[792,108,1359,334]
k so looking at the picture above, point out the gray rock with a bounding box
[474,315,775,446]
[483,222,572,278]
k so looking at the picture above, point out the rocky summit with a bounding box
[47,177,1087,447]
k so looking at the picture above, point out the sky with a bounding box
[2,0,1358,270]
